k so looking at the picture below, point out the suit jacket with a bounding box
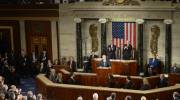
[8,53,17,66]
[67,77,76,84]
[148,58,160,69]
[123,44,132,60]
[39,53,48,63]
[124,81,133,89]
[98,60,111,67]
[67,60,76,72]
[158,78,168,88]
[140,84,150,90]
[107,44,116,59]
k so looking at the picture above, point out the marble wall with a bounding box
[58,1,180,68]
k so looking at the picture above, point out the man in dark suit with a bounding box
[67,56,76,72]
[39,50,48,63]
[123,41,132,60]
[67,72,76,84]
[107,43,116,59]
[17,50,30,78]
[158,74,168,88]
[8,50,17,66]
[170,63,179,73]
[124,76,134,89]
[85,52,98,72]
[147,56,160,75]
[98,54,111,67]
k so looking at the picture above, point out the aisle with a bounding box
[19,77,36,95]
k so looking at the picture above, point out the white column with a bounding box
[19,20,27,52]
[51,21,58,61]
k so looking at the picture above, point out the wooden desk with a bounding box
[74,72,97,86]
[113,75,160,89]
[169,73,180,86]
[96,67,111,86]
[92,59,137,76]
[36,74,180,100]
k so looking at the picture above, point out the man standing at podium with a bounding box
[98,54,111,67]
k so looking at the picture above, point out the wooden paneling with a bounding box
[92,59,138,76]
[0,4,58,17]
[169,73,180,86]
[36,74,180,100]
[25,20,52,59]
[53,66,161,89]
[0,20,20,53]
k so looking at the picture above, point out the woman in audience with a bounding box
[140,78,151,90]
[55,73,63,84]
[48,68,57,83]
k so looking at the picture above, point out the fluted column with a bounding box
[164,19,173,73]
[136,19,145,74]
[99,18,107,54]
[74,18,83,69]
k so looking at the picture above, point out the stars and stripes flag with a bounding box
[112,22,137,49]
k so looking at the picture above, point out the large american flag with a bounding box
[112,22,137,49]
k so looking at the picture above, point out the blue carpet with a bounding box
[19,78,36,95]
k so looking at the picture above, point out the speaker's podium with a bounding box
[92,58,138,76]
[96,67,111,86]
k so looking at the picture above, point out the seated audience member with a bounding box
[67,56,77,72]
[37,93,43,100]
[77,96,83,100]
[124,76,134,89]
[140,78,151,90]
[124,95,132,100]
[173,91,180,100]
[47,59,53,68]
[170,63,179,73]
[98,54,111,67]
[55,73,63,83]
[53,59,60,65]
[147,56,160,75]
[93,93,98,100]
[0,92,5,100]
[108,74,115,88]
[106,92,116,100]
[61,56,67,66]
[39,62,48,74]
[158,74,168,88]
[27,90,34,100]
[48,68,57,83]
[67,72,76,84]
[141,96,147,100]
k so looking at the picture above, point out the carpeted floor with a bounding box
[19,77,36,95]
